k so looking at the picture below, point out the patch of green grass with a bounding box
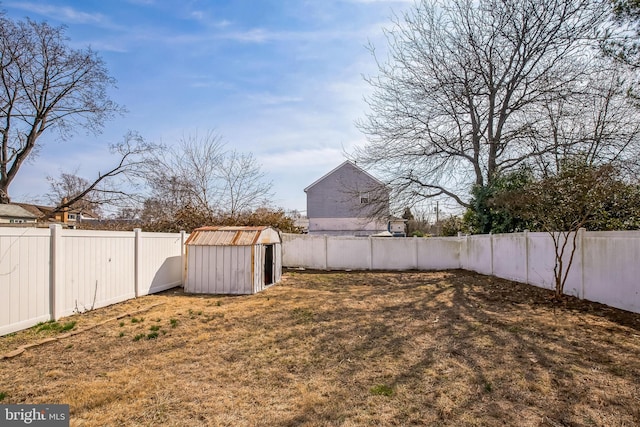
[484,382,493,393]
[147,332,159,340]
[0,392,6,401]
[36,320,76,333]
[133,333,145,341]
[60,321,76,331]
[216,301,221,307]
[65,344,73,349]
[370,384,394,397]
[118,331,125,338]
[119,321,125,327]
[149,325,161,332]
[131,317,141,324]
[170,318,178,328]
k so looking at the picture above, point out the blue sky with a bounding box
[3,0,413,213]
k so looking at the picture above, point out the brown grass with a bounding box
[1,270,640,426]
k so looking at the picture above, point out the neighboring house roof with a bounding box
[14,202,99,221]
[14,203,52,218]
[185,226,281,246]
[0,204,38,219]
[304,160,385,192]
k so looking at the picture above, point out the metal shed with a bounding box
[184,226,282,295]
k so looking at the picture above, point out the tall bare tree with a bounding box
[355,0,639,210]
[219,150,273,219]
[141,131,273,221]
[0,15,122,204]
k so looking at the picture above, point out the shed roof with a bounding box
[185,226,281,246]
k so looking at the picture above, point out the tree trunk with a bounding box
[0,186,10,204]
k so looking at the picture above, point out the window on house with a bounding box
[360,193,369,204]
[68,214,77,220]
[10,219,25,223]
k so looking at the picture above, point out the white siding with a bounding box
[186,245,254,294]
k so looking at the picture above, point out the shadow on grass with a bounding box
[267,270,640,426]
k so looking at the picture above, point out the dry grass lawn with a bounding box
[1,270,640,426]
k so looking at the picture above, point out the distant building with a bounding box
[0,204,38,224]
[0,202,99,228]
[304,161,390,236]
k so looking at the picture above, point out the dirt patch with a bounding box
[1,270,639,426]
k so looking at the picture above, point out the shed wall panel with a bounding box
[186,246,254,294]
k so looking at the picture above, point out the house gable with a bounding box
[304,161,390,223]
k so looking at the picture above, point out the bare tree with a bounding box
[46,171,103,217]
[142,131,274,221]
[45,132,156,217]
[219,150,273,218]
[0,16,122,204]
[355,0,639,210]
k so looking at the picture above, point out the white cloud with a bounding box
[6,2,106,24]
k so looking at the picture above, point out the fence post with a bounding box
[579,227,586,300]
[369,235,374,270]
[134,228,141,297]
[414,235,419,270]
[489,232,494,276]
[180,230,186,287]
[49,224,62,320]
[324,235,328,270]
[524,230,529,285]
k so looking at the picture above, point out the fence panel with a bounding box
[582,231,640,313]
[417,238,461,270]
[137,231,185,295]
[371,238,415,270]
[0,228,51,335]
[327,237,371,270]
[56,229,136,318]
[492,233,527,283]
[282,234,327,269]
[461,235,493,275]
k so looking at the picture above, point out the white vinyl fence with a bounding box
[1,225,186,335]
[282,231,640,314]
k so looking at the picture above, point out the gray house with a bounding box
[304,161,390,236]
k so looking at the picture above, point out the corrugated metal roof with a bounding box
[185,226,280,246]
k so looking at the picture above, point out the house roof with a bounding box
[14,203,51,218]
[0,204,38,219]
[185,226,281,246]
[14,203,99,220]
[304,160,385,192]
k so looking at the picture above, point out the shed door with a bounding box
[264,244,274,285]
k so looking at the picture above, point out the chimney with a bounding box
[61,197,69,223]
